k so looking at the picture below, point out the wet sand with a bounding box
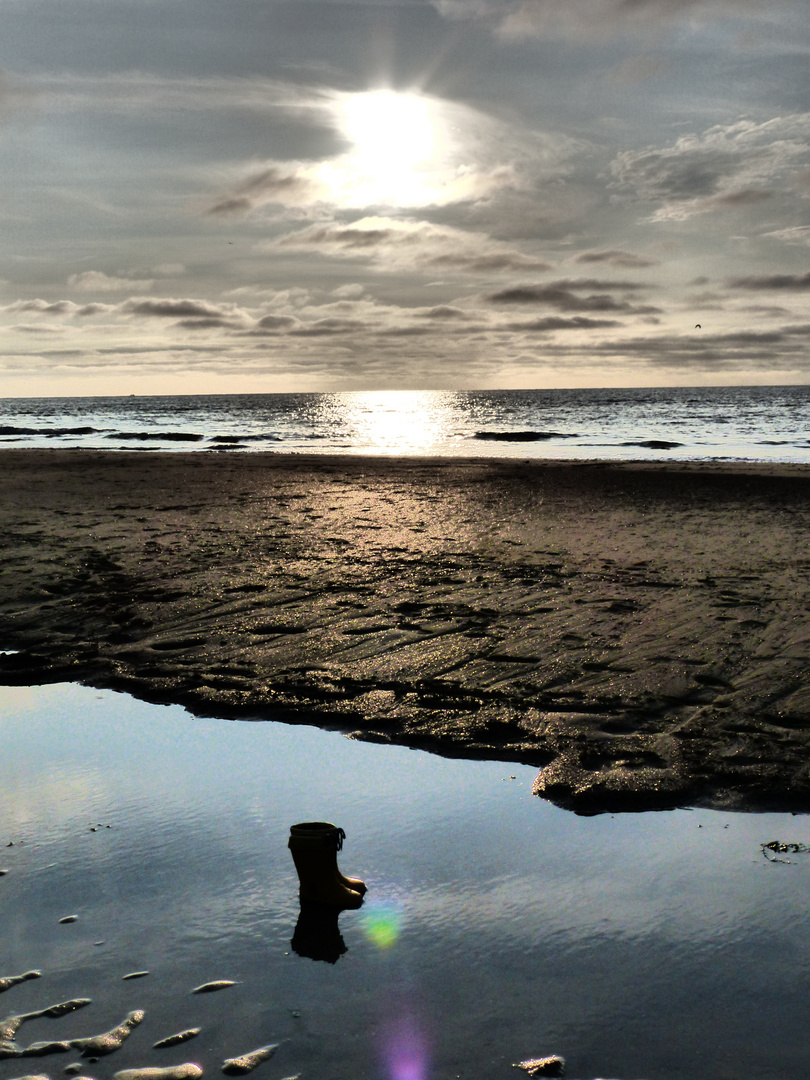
[1,448,809,813]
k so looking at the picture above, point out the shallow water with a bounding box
[1,683,810,1080]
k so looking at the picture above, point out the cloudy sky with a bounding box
[1,0,809,395]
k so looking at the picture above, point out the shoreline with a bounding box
[2,448,810,813]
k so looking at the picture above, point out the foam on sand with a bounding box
[1,1000,92,1054]
[1,1003,147,1063]
[221,1044,279,1075]
[72,1010,145,1057]
[0,973,41,995]
[114,1065,203,1080]
[513,1056,565,1077]
[153,1030,202,1050]
[190,981,234,994]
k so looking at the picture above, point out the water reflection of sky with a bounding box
[2,683,810,1080]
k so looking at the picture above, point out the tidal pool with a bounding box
[1,682,809,1080]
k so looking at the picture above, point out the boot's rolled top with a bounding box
[288,822,346,850]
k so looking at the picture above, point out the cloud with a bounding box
[606,54,672,86]
[0,69,35,122]
[284,223,405,249]
[418,305,469,319]
[713,188,772,205]
[224,285,313,307]
[75,303,116,316]
[763,226,810,247]
[431,0,775,41]
[5,299,78,316]
[5,299,121,320]
[174,318,236,330]
[247,314,301,336]
[426,251,553,272]
[505,315,622,331]
[579,324,810,373]
[330,284,365,299]
[484,279,659,314]
[33,75,540,219]
[120,298,252,326]
[727,271,810,290]
[122,298,224,318]
[375,325,435,338]
[274,216,552,274]
[208,166,322,216]
[574,249,659,268]
[24,72,335,120]
[290,317,367,336]
[68,270,155,292]
[610,114,810,222]
[739,304,792,318]
[244,296,480,340]
[205,88,578,219]
[11,323,66,335]
[208,158,518,216]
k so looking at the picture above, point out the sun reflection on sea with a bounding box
[332,390,454,455]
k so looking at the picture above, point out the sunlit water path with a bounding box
[1,683,810,1080]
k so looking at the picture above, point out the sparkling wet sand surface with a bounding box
[1,449,810,812]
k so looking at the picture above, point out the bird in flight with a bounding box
[695,324,701,329]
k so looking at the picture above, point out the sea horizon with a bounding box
[1,383,809,463]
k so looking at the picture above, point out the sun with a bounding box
[321,89,450,208]
[341,91,436,171]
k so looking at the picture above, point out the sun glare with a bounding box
[342,91,435,168]
[337,390,450,453]
[322,89,451,208]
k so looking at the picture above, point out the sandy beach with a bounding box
[1,448,809,813]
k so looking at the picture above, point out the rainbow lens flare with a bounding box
[382,1013,429,1080]
[360,900,403,949]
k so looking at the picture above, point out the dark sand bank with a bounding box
[1,448,809,813]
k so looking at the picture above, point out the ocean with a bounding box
[1,384,809,461]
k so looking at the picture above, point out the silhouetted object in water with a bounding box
[288,821,366,908]
[291,899,349,964]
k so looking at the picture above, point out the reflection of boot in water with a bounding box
[291,899,348,964]
[288,822,367,908]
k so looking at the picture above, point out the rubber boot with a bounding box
[290,821,367,896]
[288,822,366,908]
